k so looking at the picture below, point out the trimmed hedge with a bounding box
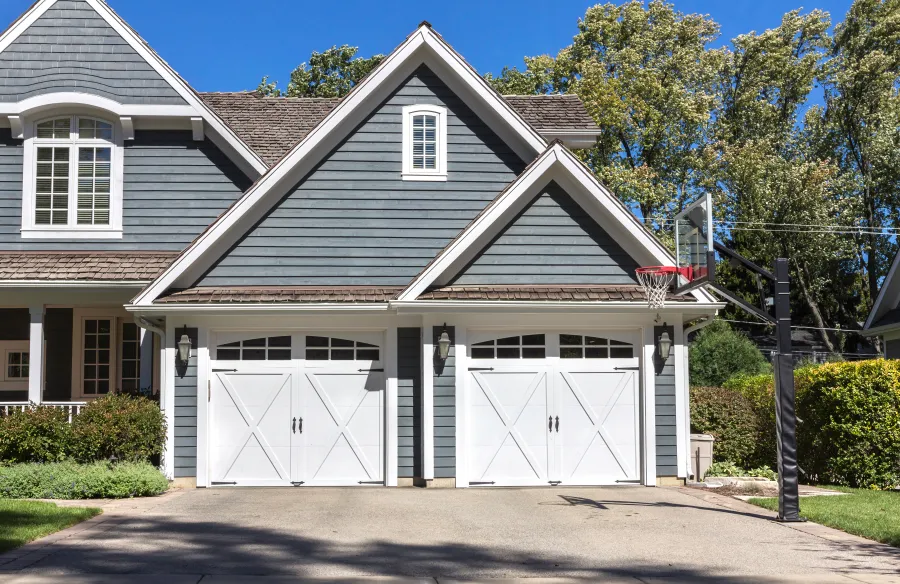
[0,395,166,465]
[0,461,168,499]
[689,386,758,467]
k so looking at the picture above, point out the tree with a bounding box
[689,320,771,387]
[257,45,384,98]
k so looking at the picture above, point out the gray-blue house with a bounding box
[0,0,722,488]
[864,249,900,359]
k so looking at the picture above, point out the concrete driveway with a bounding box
[1,486,899,583]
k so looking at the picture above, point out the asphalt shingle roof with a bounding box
[200,92,598,166]
[0,252,178,281]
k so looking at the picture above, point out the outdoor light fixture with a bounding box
[657,326,672,361]
[437,324,451,360]
[177,332,192,365]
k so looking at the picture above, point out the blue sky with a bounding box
[2,0,854,93]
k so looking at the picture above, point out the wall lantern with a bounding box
[437,324,452,361]
[177,331,192,365]
[657,326,672,362]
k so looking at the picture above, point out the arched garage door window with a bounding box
[559,335,634,359]
[216,336,291,360]
[305,337,380,361]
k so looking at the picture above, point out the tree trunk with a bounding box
[794,261,837,354]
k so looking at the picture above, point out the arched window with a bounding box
[216,336,291,361]
[471,334,546,359]
[401,104,447,181]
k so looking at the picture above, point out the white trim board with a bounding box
[0,0,267,178]
[131,23,549,307]
[864,250,900,332]
[398,143,717,305]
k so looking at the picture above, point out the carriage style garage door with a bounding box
[208,332,384,487]
[467,331,641,487]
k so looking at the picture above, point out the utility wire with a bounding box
[719,318,861,333]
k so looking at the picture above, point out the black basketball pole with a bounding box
[773,259,801,521]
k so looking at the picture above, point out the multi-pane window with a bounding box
[305,336,380,361]
[120,322,141,392]
[32,116,114,228]
[83,318,112,395]
[559,335,634,359]
[412,114,437,170]
[6,351,29,380]
[471,335,546,359]
[217,336,291,361]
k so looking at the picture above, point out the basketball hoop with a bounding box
[636,266,679,309]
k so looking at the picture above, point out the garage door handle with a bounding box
[549,416,553,432]
[298,417,303,433]
[555,416,559,432]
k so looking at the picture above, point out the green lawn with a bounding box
[0,500,101,554]
[748,487,900,547]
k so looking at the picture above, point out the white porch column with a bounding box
[28,306,44,404]
[139,327,154,392]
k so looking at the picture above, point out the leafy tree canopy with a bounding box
[257,45,384,98]
[689,320,771,387]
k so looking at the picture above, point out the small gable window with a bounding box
[23,116,122,239]
[402,104,447,181]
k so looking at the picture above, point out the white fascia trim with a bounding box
[132,24,548,307]
[0,94,196,119]
[538,129,601,148]
[0,0,55,55]
[21,229,124,240]
[125,303,392,314]
[0,280,148,288]
[864,250,900,330]
[390,300,726,313]
[861,322,900,337]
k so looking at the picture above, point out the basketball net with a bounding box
[635,267,677,309]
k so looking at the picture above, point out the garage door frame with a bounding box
[458,326,648,488]
[199,326,396,488]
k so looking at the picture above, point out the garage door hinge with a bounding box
[548,481,562,486]
[211,481,237,486]
[614,366,640,371]
[615,479,641,484]
[358,368,384,372]
[358,480,385,485]
[469,481,495,485]
[468,367,494,372]
[208,380,211,402]
[291,481,305,486]
[212,368,238,372]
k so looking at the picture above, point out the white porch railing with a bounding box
[0,402,88,423]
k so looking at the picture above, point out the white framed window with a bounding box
[216,336,292,361]
[21,114,124,239]
[0,340,31,391]
[471,334,547,359]
[401,104,447,181]
[305,336,380,361]
[559,334,635,359]
[119,321,142,392]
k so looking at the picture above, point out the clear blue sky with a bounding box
[2,0,854,93]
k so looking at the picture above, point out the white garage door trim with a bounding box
[207,331,386,487]
[465,330,641,487]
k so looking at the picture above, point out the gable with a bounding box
[194,65,526,288]
[0,0,186,106]
[450,181,639,286]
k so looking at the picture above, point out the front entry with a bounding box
[209,332,384,487]
[467,331,641,487]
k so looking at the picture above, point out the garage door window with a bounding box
[305,336,380,361]
[471,334,546,359]
[216,336,291,361]
[559,334,633,359]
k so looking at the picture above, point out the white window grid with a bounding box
[471,334,547,359]
[120,322,142,392]
[559,334,634,359]
[5,350,29,380]
[216,336,292,361]
[82,317,113,395]
[401,104,447,180]
[305,336,380,361]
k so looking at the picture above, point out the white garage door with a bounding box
[209,332,384,487]
[468,332,640,486]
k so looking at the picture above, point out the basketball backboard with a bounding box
[674,193,715,295]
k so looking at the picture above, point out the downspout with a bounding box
[681,316,714,480]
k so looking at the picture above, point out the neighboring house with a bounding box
[0,0,722,489]
[863,250,900,359]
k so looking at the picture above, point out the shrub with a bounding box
[689,386,759,467]
[724,373,778,468]
[71,395,166,463]
[704,461,776,480]
[689,320,770,387]
[0,406,73,464]
[0,461,168,499]
[795,359,900,489]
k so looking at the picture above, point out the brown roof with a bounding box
[200,92,598,166]
[156,286,405,304]
[0,252,178,282]
[418,285,696,302]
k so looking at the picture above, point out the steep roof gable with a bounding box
[132,23,554,306]
[0,0,267,176]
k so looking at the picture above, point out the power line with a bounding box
[719,318,861,333]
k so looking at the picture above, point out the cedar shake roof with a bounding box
[156,286,405,304]
[0,252,178,281]
[417,285,696,302]
[200,92,598,166]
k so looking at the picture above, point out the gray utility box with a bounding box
[690,434,715,481]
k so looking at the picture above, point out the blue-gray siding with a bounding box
[453,181,639,285]
[397,327,422,478]
[655,324,677,477]
[0,0,185,105]
[173,327,198,478]
[0,129,251,250]
[197,66,525,287]
[433,326,456,478]
[887,339,900,359]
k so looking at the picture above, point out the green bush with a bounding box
[724,373,778,468]
[689,386,759,467]
[71,395,166,463]
[689,320,770,387]
[0,406,73,464]
[0,461,168,499]
[795,360,900,489]
[704,461,776,480]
